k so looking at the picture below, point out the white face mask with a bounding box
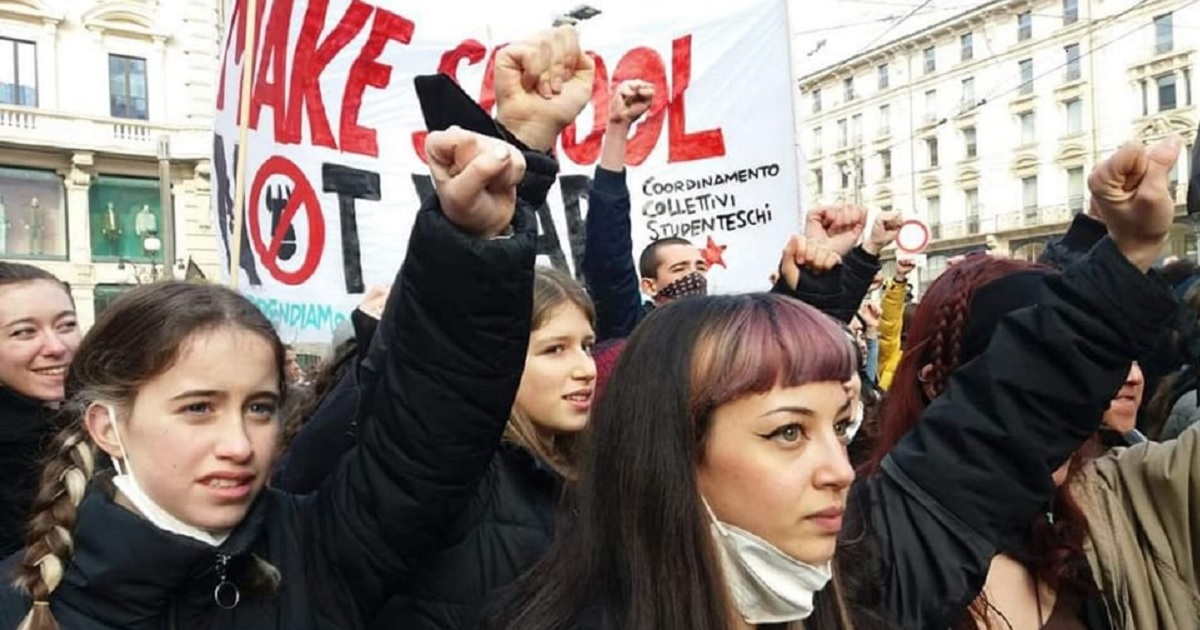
[704,499,832,624]
[100,403,230,547]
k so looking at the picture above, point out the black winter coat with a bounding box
[375,443,560,630]
[0,388,56,558]
[495,239,1176,630]
[0,151,550,629]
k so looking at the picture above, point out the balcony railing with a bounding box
[929,206,1078,242]
[0,104,212,159]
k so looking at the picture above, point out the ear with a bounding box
[640,278,658,298]
[84,404,123,461]
[917,364,939,400]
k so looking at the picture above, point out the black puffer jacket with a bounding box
[0,152,549,629]
[0,388,56,558]
[376,442,560,630]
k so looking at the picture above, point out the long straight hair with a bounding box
[494,293,854,630]
[503,266,596,478]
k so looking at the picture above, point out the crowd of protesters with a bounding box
[0,23,1195,630]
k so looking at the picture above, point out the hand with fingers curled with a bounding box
[495,25,596,153]
[805,205,868,257]
[425,126,527,239]
[358,285,391,320]
[778,234,843,291]
[1088,134,1184,272]
[864,210,904,256]
[609,80,655,127]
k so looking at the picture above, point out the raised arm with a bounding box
[305,27,594,616]
[847,136,1184,628]
[583,81,655,342]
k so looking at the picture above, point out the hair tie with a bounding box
[33,601,49,607]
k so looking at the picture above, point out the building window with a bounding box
[811,126,822,154]
[924,46,936,74]
[879,104,891,136]
[1064,0,1078,25]
[838,161,851,189]
[0,168,67,259]
[965,188,980,232]
[813,169,824,195]
[0,38,37,106]
[925,89,937,119]
[1018,11,1032,41]
[1064,44,1081,81]
[844,77,855,102]
[880,149,892,179]
[927,195,942,238]
[961,32,974,62]
[1020,111,1036,145]
[1155,13,1174,55]
[94,284,134,319]
[89,176,164,262]
[109,55,148,120]
[812,88,822,114]
[961,77,975,107]
[878,64,889,89]
[851,113,863,145]
[1019,58,1034,95]
[963,126,977,159]
[1022,176,1039,217]
[1065,98,1083,135]
[926,137,939,168]
[1158,73,1177,111]
[837,119,848,148]
[1067,167,1085,213]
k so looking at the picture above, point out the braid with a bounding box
[13,422,96,630]
[926,262,997,395]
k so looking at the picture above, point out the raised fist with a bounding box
[778,234,842,291]
[1088,135,1183,271]
[609,80,655,126]
[864,210,904,256]
[805,205,868,257]
[895,258,917,281]
[495,26,596,152]
[426,127,526,238]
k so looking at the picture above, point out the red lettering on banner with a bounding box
[282,0,372,148]
[249,0,293,135]
[668,35,726,162]
[411,39,489,164]
[341,8,416,157]
[561,53,609,165]
[613,48,668,166]
[216,0,267,111]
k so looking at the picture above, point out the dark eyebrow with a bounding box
[761,399,853,419]
[169,390,222,402]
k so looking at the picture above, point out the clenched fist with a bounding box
[1088,135,1183,271]
[609,80,655,127]
[426,127,526,238]
[495,26,596,152]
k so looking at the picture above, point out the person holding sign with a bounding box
[490,140,1179,629]
[0,21,576,627]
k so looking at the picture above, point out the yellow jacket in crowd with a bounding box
[878,278,908,390]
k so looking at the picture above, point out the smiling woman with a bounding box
[0,262,79,557]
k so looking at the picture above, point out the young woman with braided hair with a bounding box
[0,79,578,630]
[866,151,1197,625]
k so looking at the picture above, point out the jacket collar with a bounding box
[0,387,54,443]
[55,477,269,627]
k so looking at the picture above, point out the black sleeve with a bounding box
[304,156,543,617]
[847,238,1177,629]
[351,309,378,367]
[1036,213,1107,270]
[271,367,359,495]
[770,246,881,323]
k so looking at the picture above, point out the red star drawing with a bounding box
[702,235,728,269]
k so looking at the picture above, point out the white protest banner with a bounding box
[213,0,800,343]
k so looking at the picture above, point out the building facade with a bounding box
[0,0,224,328]
[799,0,1197,287]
